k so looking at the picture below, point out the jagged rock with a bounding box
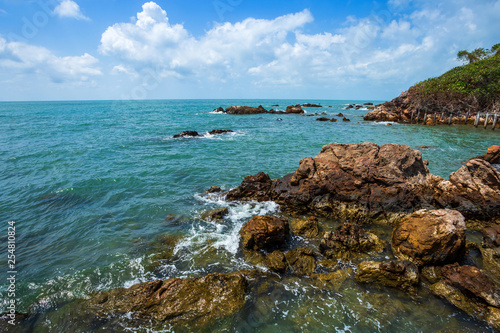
[479,225,500,286]
[201,207,228,222]
[392,209,466,266]
[213,106,224,112]
[482,225,500,248]
[204,186,222,194]
[320,222,384,260]
[316,117,330,121]
[208,129,234,135]
[330,118,337,122]
[475,145,500,164]
[431,265,500,331]
[286,105,305,114]
[285,248,316,276]
[302,103,322,107]
[342,117,350,121]
[86,272,248,330]
[239,215,289,251]
[290,216,319,238]
[355,260,419,290]
[421,266,442,284]
[173,130,199,138]
[265,250,288,274]
[346,104,354,109]
[441,264,500,307]
[336,113,344,117]
[221,143,500,223]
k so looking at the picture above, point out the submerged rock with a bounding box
[87,272,248,330]
[311,268,353,290]
[265,250,288,274]
[204,186,222,194]
[201,207,228,222]
[240,215,289,251]
[392,209,466,267]
[316,117,330,121]
[285,247,316,276]
[355,260,419,291]
[320,222,384,260]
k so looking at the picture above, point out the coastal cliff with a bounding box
[365,52,500,124]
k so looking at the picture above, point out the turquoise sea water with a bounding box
[1,99,499,332]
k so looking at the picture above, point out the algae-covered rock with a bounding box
[290,216,319,238]
[355,260,419,291]
[285,248,316,276]
[311,268,353,290]
[265,250,288,274]
[87,271,248,330]
[421,266,442,284]
[320,222,385,260]
[240,215,289,251]
[392,209,466,266]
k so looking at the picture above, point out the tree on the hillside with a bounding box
[457,48,489,64]
[492,43,500,56]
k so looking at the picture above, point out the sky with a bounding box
[0,0,499,101]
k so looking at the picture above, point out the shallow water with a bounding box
[0,99,499,331]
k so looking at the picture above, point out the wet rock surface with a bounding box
[86,271,248,330]
[355,260,419,291]
[391,209,467,266]
[239,215,289,251]
[320,222,384,260]
[290,216,319,238]
[265,250,288,274]
[201,207,229,222]
[173,130,199,138]
[285,247,316,276]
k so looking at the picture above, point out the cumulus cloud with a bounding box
[98,1,500,97]
[0,37,101,83]
[54,0,89,20]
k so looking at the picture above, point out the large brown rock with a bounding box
[222,143,500,224]
[265,250,288,274]
[290,216,319,238]
[392,209,466,266]
[87,272,248,330]
[474,145,500,165]
[286,104,305,114]
[356,260,419,291]
[240,215,289,251]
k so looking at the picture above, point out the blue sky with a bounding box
[0,0,499,101]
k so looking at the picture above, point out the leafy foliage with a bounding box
[411,48,500,110]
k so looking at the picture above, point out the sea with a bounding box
[1,99,499,332]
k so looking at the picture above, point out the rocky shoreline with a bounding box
[5,143,500,332]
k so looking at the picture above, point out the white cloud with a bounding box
[0,37,101,83]
[0,9,8,16]
[54,0,89,20]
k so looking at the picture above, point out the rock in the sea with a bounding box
[311,268,353,290]
[479,225,500,286]
[392,209,466,266]
[316,117,330,121]
[222,142,500,223]
[364,102,374,106]
[441,263,500,307]
[240,215,289,251]
[285,247,316,276]
[320,222,384,260]
[342,117,350,121]
[355,260,419,290]
[265,250,288,274]
[87,272,248,330]
[286,104,305,114]
[201,207,228,222]
[290,216,319,238]
[330,118,337,122]
[482,225,500,248]
[225,105,268,114]
[336,113,344,117]
[173,130,199,138]
[431,264,500,331]
[477,145,500,164]
[208,129,234,135]
[213,106,225,112]
[302,103,322,107]
[204,186,222,194]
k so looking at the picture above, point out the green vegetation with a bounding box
[411,44,500,110]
